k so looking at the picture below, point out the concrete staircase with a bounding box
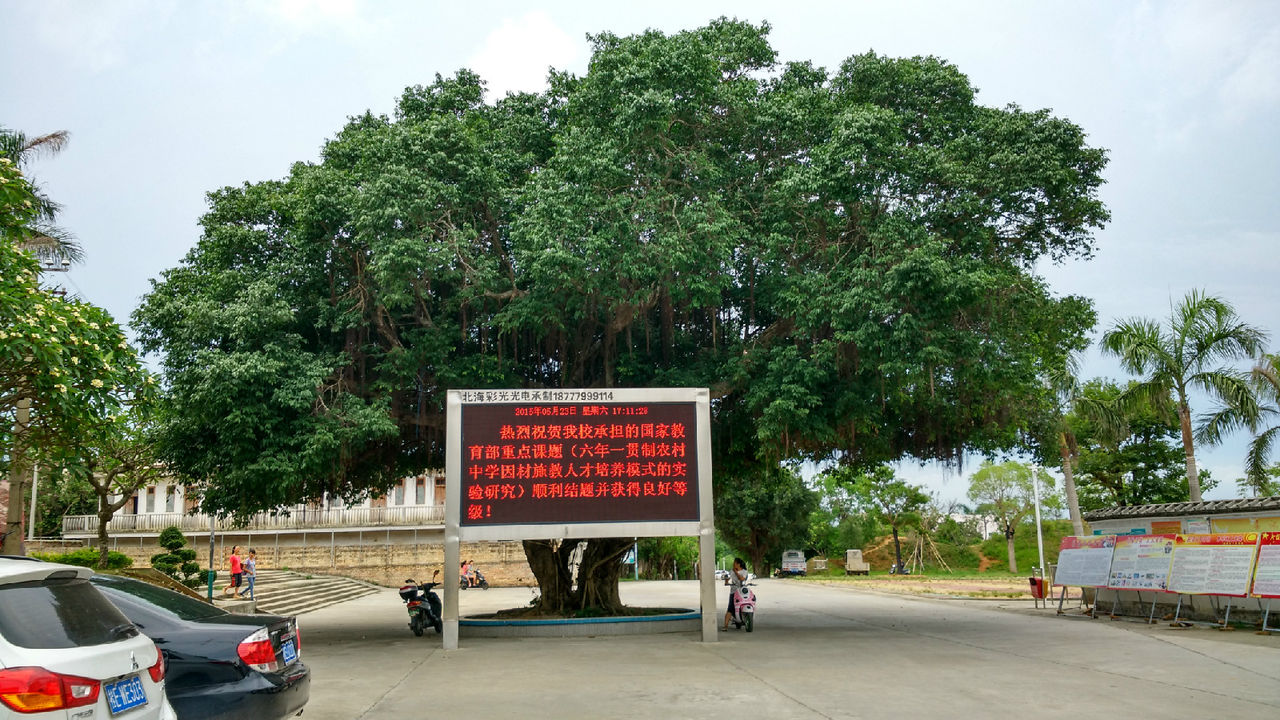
[247,569,382,617]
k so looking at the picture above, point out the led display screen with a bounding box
[459,400,700,526]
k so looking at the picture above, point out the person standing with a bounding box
[721,557,749,631]
[222,545,243,597]
[238,548,257,599]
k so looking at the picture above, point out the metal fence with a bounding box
[62,504,447,536]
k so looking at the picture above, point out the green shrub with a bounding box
[158,526,187,552]
[150,525,205,586]
[979,519,1073,574]
[934,542,981,570]
[34,547,133,570]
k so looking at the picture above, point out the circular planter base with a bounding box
[460,609,700,637]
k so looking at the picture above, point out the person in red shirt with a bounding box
[222,545,243,597]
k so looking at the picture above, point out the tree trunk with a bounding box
[1005,530,1018,575]
[522,538,630,616]
[576,538,629,613]
[522,539,576,615]
[1058,439,1084,535]
[1177,402,1202,502]
[892,524,903,572]
[749,545,765,580]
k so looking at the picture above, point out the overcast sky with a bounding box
[3,1,1278,504]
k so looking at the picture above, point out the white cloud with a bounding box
[1219,26,1280,122]
[245,0,378,47]
[466,10,584,101]
[1118,1,1280,138]
[26,0,174,73]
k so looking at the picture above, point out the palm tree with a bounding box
[0,127,83,264]
[1101,290,1267,502]
[1199,353,1280,495]
[1046,355,1125,533]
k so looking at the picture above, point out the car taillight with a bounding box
[293,622,301,656]
[237,627,281,672]
[147,642,166,683]
[0,666,100,713]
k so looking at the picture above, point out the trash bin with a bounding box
[1028,576,1047,599]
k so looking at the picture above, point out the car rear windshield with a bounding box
[93,575,225,621]
[0,574,138,649]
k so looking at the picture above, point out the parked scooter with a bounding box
[460,568,490,590]
[399,570,444,637]
[728,582,757,632]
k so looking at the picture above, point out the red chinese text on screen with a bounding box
[459,402,699,525]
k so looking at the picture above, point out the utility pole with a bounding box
[1031,465,1047,576]
[3,399,31,556]
[208,515,217,602]
[27,463,39,541]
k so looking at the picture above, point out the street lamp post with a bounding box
[1031,465,1047,576]
[26,464,39,542]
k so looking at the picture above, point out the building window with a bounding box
[145,487,156,513]
[394,481,405,506]
[415,477,426,505]
[164,486,176,513]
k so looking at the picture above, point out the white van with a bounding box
[779,549,806,576]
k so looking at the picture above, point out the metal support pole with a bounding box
[27,463,39,541]
[1031,465,1046,578]
[207,516,216,602]
[1147,593,1159,624]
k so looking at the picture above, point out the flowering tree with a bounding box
[2,158,153,555]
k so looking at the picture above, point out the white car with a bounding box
[0,557,177,719]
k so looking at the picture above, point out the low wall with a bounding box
[28,536,535,588]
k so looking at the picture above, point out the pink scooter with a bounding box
[729,582,757,632]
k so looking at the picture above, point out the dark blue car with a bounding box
[91,574,309,720]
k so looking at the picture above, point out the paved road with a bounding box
[295,579,1279,719]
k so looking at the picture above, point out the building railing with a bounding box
[61,505,447,536]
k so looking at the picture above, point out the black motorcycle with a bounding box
[399,570,444,637]
[460,568,490,590]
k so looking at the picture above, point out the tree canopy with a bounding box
[839,464,928,572]
[136,20,1107,515]
[967,460,1059,574]
[133,20,1108,610]
[2,154,151,555]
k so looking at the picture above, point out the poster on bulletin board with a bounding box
[1168,533,1259,597]
[1054,536,1115,588]
[1107,534,1176,591]
[1251,532,1280,598]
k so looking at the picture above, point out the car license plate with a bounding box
[282,639,297,664]
[105,674,148,714]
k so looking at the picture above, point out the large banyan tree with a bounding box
[134,19,1107,614]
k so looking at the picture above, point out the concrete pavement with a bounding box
[294,579,1279,719]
